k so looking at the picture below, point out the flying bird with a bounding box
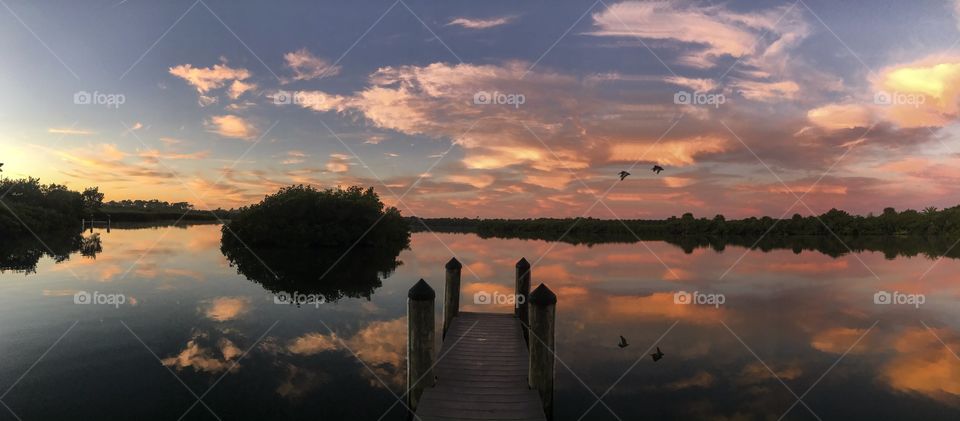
[651,165,664,174]
[618,336,629,348]
[650,346,664,362]
[618,171,630,181]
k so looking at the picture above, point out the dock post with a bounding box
[407,279,436,413]
[515,257,531,342]
[442,258,462,339]
[528,283,556,421]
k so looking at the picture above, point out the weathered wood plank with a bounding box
[414,312,546,421]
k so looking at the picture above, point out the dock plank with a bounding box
[415,312,546,421]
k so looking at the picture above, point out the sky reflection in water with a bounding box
[1,224,959,420]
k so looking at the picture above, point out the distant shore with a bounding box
[409,206,960,243]
[91,208,235,223]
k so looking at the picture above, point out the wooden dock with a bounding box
[415,312,545,420]
[407,258,557,421]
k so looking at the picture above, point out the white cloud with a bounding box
[282,150,308,165]
[807,103,873,130]
[325,153,351,173]
[733,80,801,101]
[292,61,729,175]
[446,16,514,29]
[283,48,341,82]
[121,122,144,136]
[48,127,95,136]
[955,0,960,31]
[664,76,718,93]
[589,1,809,74]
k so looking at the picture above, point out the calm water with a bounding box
[1,224,959,420]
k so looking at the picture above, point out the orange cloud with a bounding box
[202,296,252,321]
[606,292,724,324]
[810,327,869,354]
[608,136,729,166]
[286,318,407,387]
[169,62,251,93]
[206,115,258,140]
[883,327,960,400]
[666,371,715,390]
[138,149,210,163]
[873,58,960,128]
[162,334,242,373]
[283,48,341,82]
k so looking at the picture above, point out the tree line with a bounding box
[102,199,194,212]
[0,178,103,236]
[0,176,231,236]
[410,205,960,241]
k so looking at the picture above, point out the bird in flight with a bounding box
[651,165,664,174]
[618,335,629,348]
[618,171,630,181]
[651,346,664,362]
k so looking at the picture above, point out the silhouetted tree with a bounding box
[82,187,104,213]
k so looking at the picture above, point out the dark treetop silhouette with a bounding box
[0,232,101,274]
[0,177,98,236]
[221,244,403,302]
[220,185,410,301]
[222,185,409,249]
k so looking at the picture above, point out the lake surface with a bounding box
[1,224,960,420]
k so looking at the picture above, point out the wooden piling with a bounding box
[407,279,436,413]
[515,257,532,342]
[442,257,462,339]
[528,283,557,421]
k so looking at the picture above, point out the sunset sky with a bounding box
[3,0,960,218]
